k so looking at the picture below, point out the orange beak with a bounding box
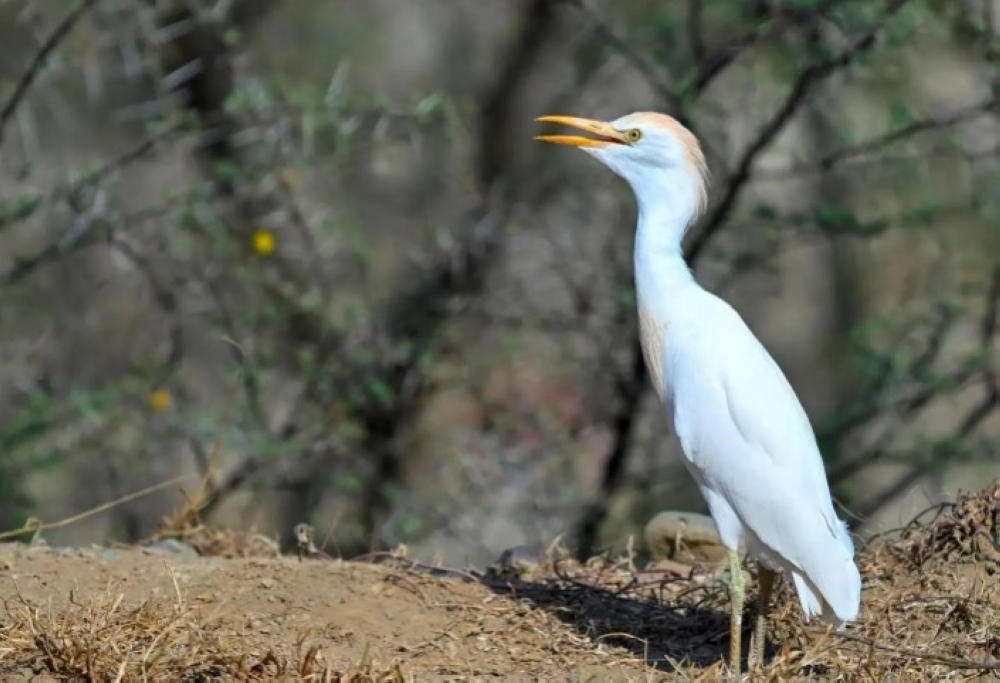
[534,115,628,148]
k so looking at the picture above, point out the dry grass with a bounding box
[0,578,410,682]
[0,483,996,681]
[474,482,1000,681]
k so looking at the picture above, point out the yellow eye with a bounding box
[626,128,642,143]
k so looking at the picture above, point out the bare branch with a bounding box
[574,344,648,559]
[691,2,846,94]
[830,269,1000,488]
[686,0,705,68]
[832,631,1000,672]
[0,124,178,234]
[854,389,1000,523]
[820,316,927,442]
[555,0,679,110]
[1,171,179,287]
[685,0,915,264]
[0,0,101,147]
[690,28,762,94]
[759,97,1000,178]
[197,0,563,542]
[558,0,840,105]
[978,264,1000,404]
[108,234,185,388]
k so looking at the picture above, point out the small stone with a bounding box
[644,510,731,565]
[143,539,199,558]
[496,544,546,570]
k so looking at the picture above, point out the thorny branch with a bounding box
[2,0,997,556]
[829,267,1000,489]
[980,265,1000,393]
[685,0,705,68]
[0,0,101,147]
[831,631,1000,672]
[686,0,915,264]
[0,124,179,246]
[196,0,561,542]
[108,234,185,389]
[846,267,1000,524]
[823,306,962,463]
[554,0,679,111]
[689,0,842,94]
[760,97,1000,178]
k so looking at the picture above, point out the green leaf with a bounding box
[753,203,779,220]
[368,379,394,406]
[888,101,910,128]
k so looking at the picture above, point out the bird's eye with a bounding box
[626,128,643,143]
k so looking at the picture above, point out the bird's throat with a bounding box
[632,167,700,255]
[634,246,694,299]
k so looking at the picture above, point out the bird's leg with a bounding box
[727,549,744,681]
[751,566,775,671]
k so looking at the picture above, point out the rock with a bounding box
[496,543,546,570]
[142,539,199,558]
[99,548,121,561]
[643,510,732,565]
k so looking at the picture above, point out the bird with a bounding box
[534,112,861,680]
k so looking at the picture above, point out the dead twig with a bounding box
[830,631,1000,671]
[0,0,101,147]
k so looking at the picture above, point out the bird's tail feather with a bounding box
[791,572,822,619]
[793,518,861,628]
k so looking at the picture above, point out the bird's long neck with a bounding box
[633,180,699,302]
[626,169,702,397]
[632,190,699,397]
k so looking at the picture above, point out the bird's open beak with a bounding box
[534,115,627,148]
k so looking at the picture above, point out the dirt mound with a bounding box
[0,484,997,682]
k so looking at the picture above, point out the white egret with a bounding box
[535,112,861,679]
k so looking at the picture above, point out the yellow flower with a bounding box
[251,229,276,257]
[149,388,173,412]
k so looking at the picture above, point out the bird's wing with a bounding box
[711,299,839,529]
[668,294,860,622]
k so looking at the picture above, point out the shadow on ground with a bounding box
[477,564,737,672]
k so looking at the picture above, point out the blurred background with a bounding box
[0,0,998,567]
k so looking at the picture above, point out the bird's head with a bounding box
[535,111,709,222]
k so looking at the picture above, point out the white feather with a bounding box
[544,110,863,632]
[590,112,860,627]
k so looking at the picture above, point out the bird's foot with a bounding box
[724,568,752,595]
[725,664,753,683]
[748,631,768,673]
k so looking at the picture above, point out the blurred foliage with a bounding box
[0,0,997,561]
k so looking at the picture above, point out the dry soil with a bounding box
[0,484,997,682]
